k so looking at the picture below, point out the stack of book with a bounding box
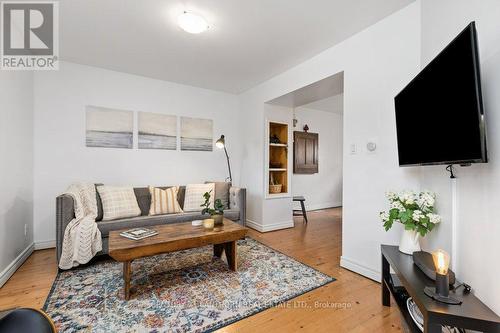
[120,227,158,241]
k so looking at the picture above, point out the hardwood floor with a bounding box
[0,247,57,310]
[0,208,402,332]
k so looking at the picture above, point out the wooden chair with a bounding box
[293,196,308,223]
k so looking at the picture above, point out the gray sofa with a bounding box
[56,185,246,263]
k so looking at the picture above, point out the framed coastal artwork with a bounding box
[180,117,213,151]
[138,112,177,150]
[85,106,134,149]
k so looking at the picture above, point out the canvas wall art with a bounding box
[138,112,177,150]
[180,117,213,151]
[86,106,134,149]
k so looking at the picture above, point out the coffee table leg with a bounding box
[124,261,131,300]
[214,244,224,258]
[224,241,237,271]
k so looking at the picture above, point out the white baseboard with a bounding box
[340,256,380,282]
[0,243,34,288]
[34,240,56,250]
[246,219,294,232]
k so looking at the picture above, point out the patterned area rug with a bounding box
[44,238,334,332]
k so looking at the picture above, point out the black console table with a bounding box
[381,245,500,333]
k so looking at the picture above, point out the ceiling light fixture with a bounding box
[178,11,209,34]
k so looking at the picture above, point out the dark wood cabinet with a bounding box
[294,131,318,174]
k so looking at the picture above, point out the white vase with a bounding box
[399,230,421,255]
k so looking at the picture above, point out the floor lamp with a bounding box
[215,135,232,183]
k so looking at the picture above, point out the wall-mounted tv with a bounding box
[394,22,487,167]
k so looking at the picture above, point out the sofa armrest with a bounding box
[229,187,246,226]
[56,194,75,263]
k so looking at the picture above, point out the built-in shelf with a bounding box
[267,121,289,196]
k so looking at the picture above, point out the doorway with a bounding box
[266,71,344,224]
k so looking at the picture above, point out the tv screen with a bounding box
[395,22,487,166]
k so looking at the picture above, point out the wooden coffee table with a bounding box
[108,218,247,300]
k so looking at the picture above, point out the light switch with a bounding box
[350,144,357,154]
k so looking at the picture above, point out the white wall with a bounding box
[420,0,500,315]
[239,2,422,278]
[292,106,343,211]
[33,62,241,245]
[0,71,34,285]
[238,93,265,226]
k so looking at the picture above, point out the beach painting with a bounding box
[138,112,177,150]
[86,106,134,149]
[180,117,213,151]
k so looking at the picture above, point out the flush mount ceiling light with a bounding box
[178,11,209,34]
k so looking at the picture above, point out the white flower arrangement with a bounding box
[380,190,441,237]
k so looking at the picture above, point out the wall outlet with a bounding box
[24,224,27,238]
[350,144,357,154]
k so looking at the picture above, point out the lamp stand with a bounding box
[424,273,461,305]
[223,146,232,183]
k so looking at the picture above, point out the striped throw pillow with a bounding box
[183,183,215,212]
[97,186,141,221]
[149,186,183,215]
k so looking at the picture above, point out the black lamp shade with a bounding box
[216,135,225,148]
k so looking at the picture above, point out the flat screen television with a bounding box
[394,22,487,167]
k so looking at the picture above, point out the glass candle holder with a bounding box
[203,218,214,230]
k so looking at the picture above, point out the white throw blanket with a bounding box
[59,182,102,270]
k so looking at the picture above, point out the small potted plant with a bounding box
[379,191,441,255]
[201,190,225,227]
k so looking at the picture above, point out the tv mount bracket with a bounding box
[446,163,472,179]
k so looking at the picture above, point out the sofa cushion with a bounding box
[183,183,215,212]
[97,186,141,221]
[134,187,151,216]
[205,181,231,209]
[134,186,186,215]
[97,210,240,237]
[97,212,206,236]
[149,186,183,215]
[223,209,240,221]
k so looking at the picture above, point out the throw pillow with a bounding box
[183,183,215,212]
[96,186,141,221]
[205,181,231,209]
[149,186,183,215]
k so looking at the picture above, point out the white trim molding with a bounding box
[246,219,294,232]
[0,243,34,288]
[340,255,380,282]
[34,240,56,250]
